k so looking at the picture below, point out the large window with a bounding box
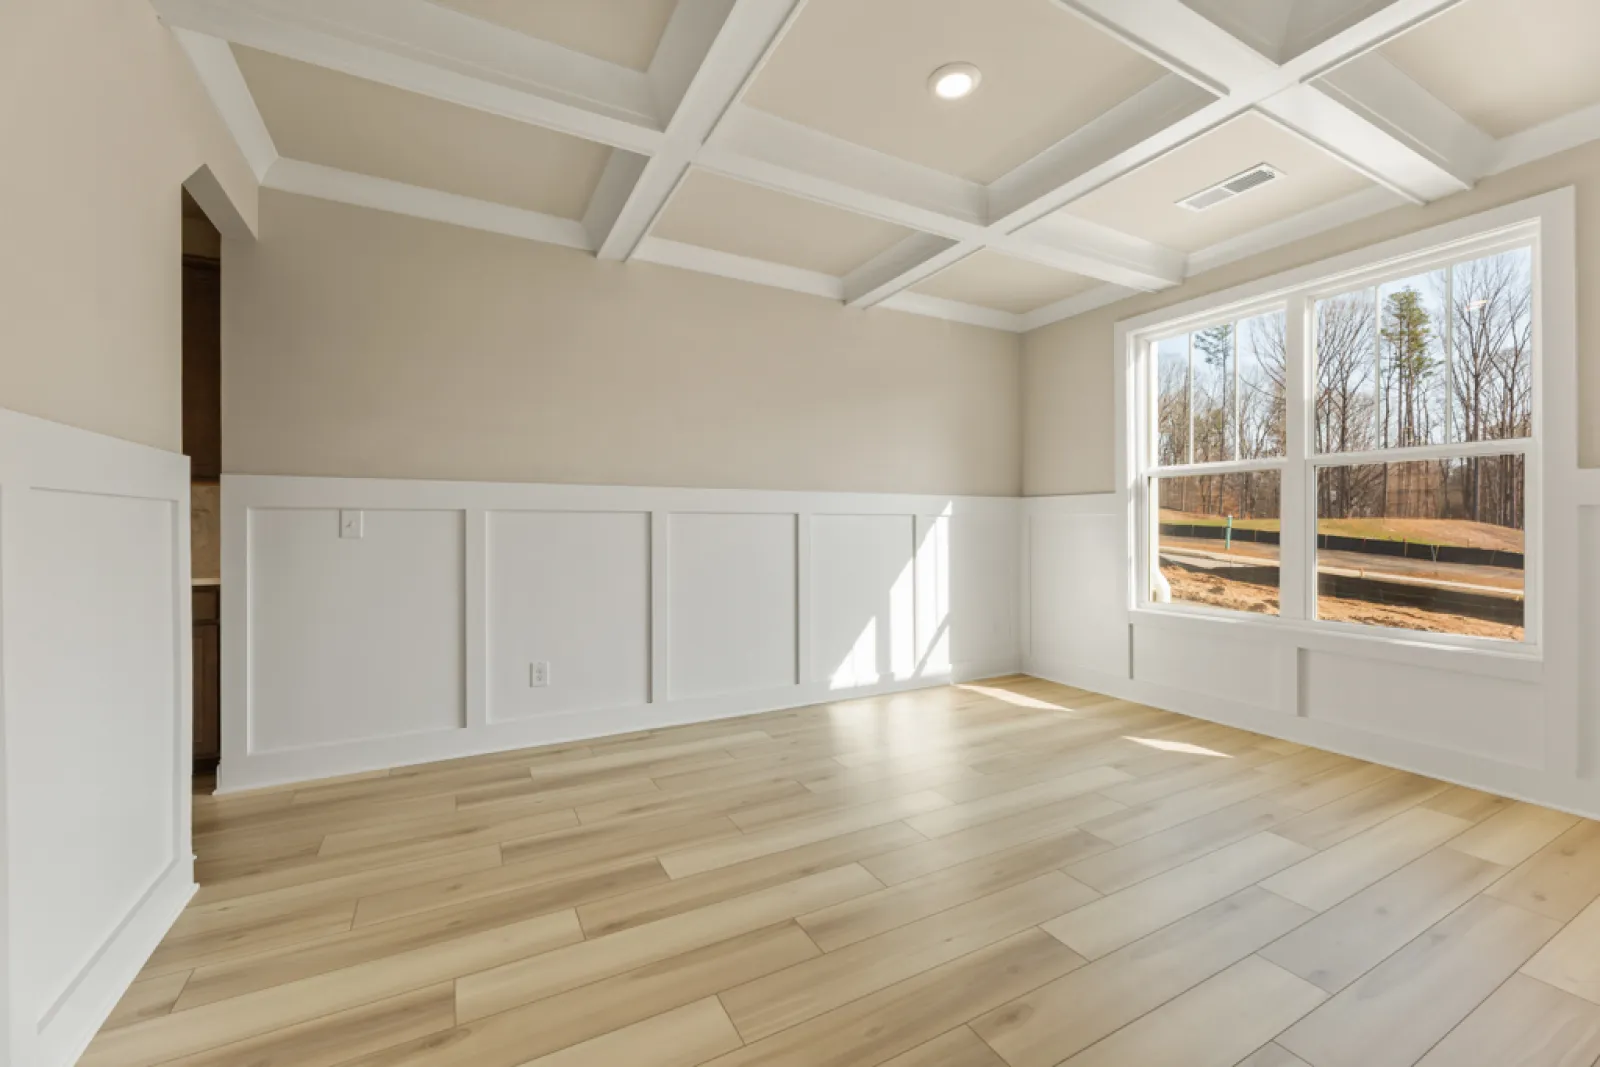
[1138,238,1536,645]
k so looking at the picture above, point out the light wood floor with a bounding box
[85,677,1600,1067]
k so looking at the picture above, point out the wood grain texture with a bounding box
[77,678,1600,1067]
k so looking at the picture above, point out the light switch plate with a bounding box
[339,510,364,539]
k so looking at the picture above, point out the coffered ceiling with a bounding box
[156,0,1600,333]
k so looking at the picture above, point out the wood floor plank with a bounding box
[176,881,597,1009]
[1056,956,1325,1067]
[351,854,666,928]
[1273,772,1449,851]
[878,1027,1008,1067]
[87,681,1600,1067]
[1259,845,1508,993]
[1449,802,1580,869]
[141,899,357,978]
[577,823,922,938]
[515,997,743,1067]
[1265,760,1396,812]
[189,844,503,908]
[1421,784,1517,824]
[1277,895,1561,1067]
[1259,806,1472,912]
[1064,797,1298,895]
[1234,1044,1312,1067]
[658,792,950,878]
[861,794,1122,886]
[1414,972,1600,1067]
[972,887,1312,1067]
[338,923,817,1067]
[79,911,582,1067]
[723,872,1092,1041]
[1522,892,1600,1005]
[318,806,579,857]
[1485,819,1600,921]
[1043,832,1311,960]
[135,984,456,1067]
[455,864,881,1022]
[100,970,191,1031]
[798,829,1100,951]
[699,930,1086,1067]
[906,766,1131,838]
[1077,772,1284,846]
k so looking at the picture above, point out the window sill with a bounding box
[1128,603,1543,683]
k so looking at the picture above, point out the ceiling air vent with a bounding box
[1177,163,1282,212]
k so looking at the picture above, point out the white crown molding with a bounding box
[632,235,840,299]
[1184,185,1408,277]
[172,27,277,181]
[1019,282,1139,332]
[878,292,1025,333]
[264,159,595,251]
[1489,99,1600,176]
[151,0,667,153]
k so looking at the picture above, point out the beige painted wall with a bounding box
[223,191,1023,496]
[0,0,256,451]
[1024,140,1600,496]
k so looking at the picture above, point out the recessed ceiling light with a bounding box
[929,62,981,101]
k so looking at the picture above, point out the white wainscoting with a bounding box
[0,409,193,1067]
[220,476,1022,792]
[1023,487,1600,820]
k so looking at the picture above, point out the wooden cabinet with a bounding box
[193,585,221,769]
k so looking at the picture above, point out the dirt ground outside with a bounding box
[1160,510,1525,553]
[1159,565,1526,642]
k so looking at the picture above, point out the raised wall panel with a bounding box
[1029,512,1127,674]
[0,406,193,1067]
[11,489,178,1027]
[1133,624,1286,712]
[1580,504,1600,778]
[1302,650,1545,768]
[668,512,798,700]
[813,514,915,689]
[949,512,1021,667]
[486,510,650,721]
[248,508,465,751]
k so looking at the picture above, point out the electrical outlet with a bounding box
[530,661,550,688]
[339,510,364,539]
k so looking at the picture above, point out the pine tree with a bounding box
[1380,288,1438,516]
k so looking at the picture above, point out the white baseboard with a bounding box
[223,657,1020,793]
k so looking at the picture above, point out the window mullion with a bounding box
[1280,294,1311,622]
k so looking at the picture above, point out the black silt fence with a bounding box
[1159,523,1523,571]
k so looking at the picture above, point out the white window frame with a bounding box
[1115,191,1577,672]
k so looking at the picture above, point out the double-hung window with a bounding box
[1136,231,1537,646]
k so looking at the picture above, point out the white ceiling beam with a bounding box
[1052,0,1480,203]
[985,75,1218,225]
[701,107,990,237]
[151,0,667,153]
[998,211,1189,287]
[843,235,969,307]
[592,0,802,261]
[173,27,278,182]
[265,159,595,250]
[1311,52,1495,187]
